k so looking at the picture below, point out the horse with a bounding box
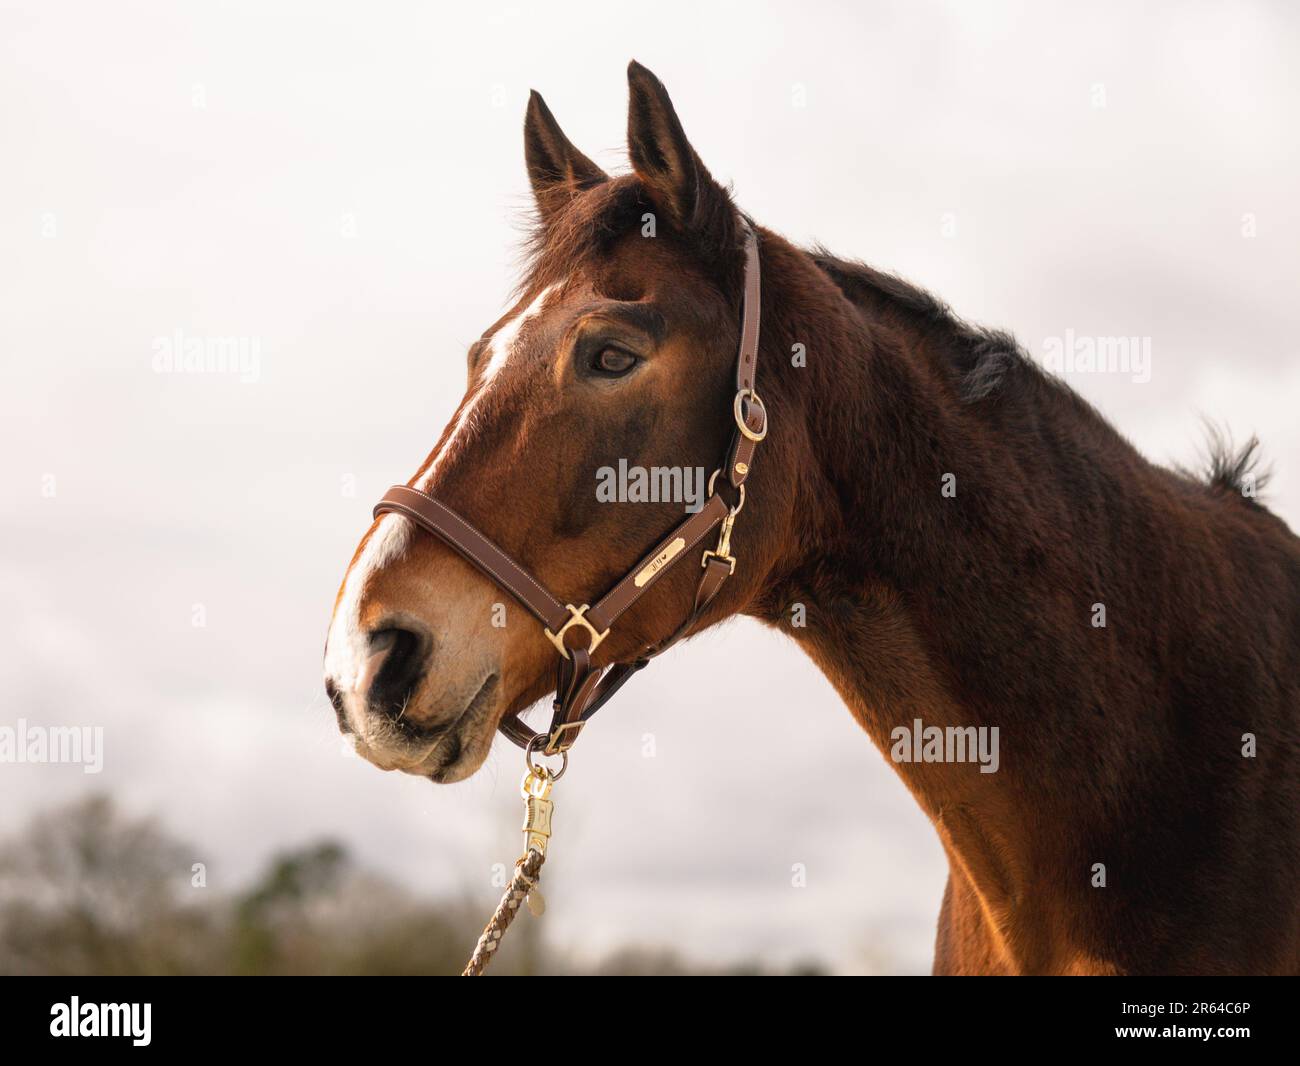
[324,61,1300,975]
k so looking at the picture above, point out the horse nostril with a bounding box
[325,677,350,734]
[366,626,430,722]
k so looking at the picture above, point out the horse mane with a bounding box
[808,247,1032,405]
[1180,423,1272,501]
[809,247,1270,502]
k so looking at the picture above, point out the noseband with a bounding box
[373,225,766,764]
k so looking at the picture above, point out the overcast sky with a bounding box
[2,1,1297,973]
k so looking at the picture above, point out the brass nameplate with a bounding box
[635,537,686,587]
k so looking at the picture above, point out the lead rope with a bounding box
[462,756,561,976]
[461,846,545,976]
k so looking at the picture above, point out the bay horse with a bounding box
[324,61,1300,975]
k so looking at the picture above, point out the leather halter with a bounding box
[374,225,767,758]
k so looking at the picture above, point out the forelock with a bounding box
[516,176,650,297]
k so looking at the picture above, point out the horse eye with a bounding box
[592,346,638,376]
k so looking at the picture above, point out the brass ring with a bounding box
[525,734,569,780]
[733,388,768,442]
[706,468,746,515]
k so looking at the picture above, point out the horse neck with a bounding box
[749,241,1168,969]
[754,249,1036,779]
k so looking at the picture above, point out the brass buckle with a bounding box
[544,603,609,659]
[542,720,586,756]
[733,387,768,442]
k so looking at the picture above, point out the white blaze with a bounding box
[324,284,558,693]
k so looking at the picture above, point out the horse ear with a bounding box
[626,61,735,247]
[524,90,607,224]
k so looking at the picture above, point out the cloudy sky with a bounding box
[2,1,1297,973]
